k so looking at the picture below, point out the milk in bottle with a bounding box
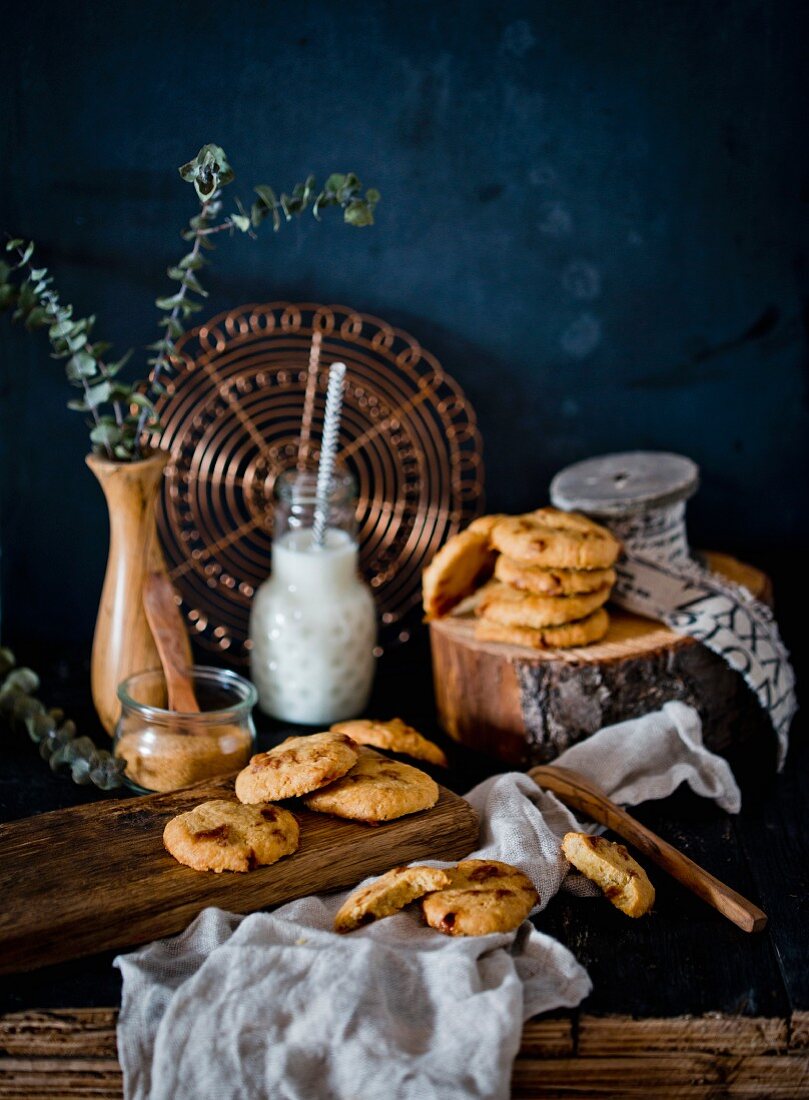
[249,469,377,723]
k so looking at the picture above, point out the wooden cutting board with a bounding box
[0,774,479,975]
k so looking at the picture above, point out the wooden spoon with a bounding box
[142,572,199,714]
[530,763,767,933]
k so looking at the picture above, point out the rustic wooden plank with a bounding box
[512,1053,721,1097]
[4,1006,797,1060]
[516,1015,574,1058]
[577,1013,788,1056]
[2,1009,808,1098]
[511,1053,809,1098]
[0,772,478,975]
[0,1058,122,1099]
[723,1056,809,1097]
[792,1012,809,1050]
[0,1010,117,1057]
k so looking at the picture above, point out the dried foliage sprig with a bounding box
[0,243,139,459]
[0,144,379,461]
[0,648,125,789]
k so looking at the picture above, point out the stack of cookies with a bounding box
[423,507,621,649]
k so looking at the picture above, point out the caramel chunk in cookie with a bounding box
[422,859,538,936]
[331,718,448,767]
[163,799,299,873]
[235,732,358,804]
[475,607,609,649]
[494,556,616,597]
[334,865,451,932]
[304,748,439,823]
[491,508,621,570]
[562,832,655,918]
[477,581,610,628]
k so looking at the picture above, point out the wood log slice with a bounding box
[430,552,777,769]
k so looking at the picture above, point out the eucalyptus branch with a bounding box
[0,648,125,790]
[1,143,379,464]
[0,239,136,459]
[136,147,380,453]
[135,196,215,453]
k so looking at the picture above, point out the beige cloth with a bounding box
[116,701,740,1100]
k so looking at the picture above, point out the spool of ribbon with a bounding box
[551,452,796,768]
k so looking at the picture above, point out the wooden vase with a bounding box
[86,450,189,734]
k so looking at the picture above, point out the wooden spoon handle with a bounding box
[142,572,199,714]
[530,765,767,934]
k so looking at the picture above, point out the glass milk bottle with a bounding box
[249,469,377,724]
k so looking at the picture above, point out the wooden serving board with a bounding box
[431,552,776,768]
[0,775,479,975]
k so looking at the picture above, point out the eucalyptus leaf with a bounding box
[181,270,207,295]
[49,319,74,339]
[2,667,39,693]
[85,380,111,407]
[90,421,122,447]
[66,351,97,380]
[254,184,277,208]
[178,252,206,270]
[344,201,374,227]
[155,293,184,310]
[24,306,48,331]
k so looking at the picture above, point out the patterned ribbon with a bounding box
[606,502,797,768]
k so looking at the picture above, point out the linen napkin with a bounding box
[116,701,740,1100]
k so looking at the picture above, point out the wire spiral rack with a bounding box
[155,302,485,663]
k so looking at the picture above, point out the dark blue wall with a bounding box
[1,0,807,648]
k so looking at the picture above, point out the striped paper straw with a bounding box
[312,362,346,548]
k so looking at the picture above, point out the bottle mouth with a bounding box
[275,467,356,505]
[117,666,258,722]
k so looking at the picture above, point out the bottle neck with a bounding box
[271,527,360,589]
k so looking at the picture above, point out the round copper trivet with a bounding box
[155,302,484,663]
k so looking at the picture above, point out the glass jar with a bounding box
[113,666,257,793]
[249,468,377,724]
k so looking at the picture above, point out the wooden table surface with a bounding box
[0,637,806,1099]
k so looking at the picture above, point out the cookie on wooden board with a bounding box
[235,732,358,804]
[475,607,610,650]
[422,527,498,619]
[303,748,439,823]
[421,859,539,936]
[331,718,448,767]
[491,508,621,570]
[476,581,611,628]
[494,556,616,597]
[163,799,299,873]
[334,865,451,932]
[562,832,655,917]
